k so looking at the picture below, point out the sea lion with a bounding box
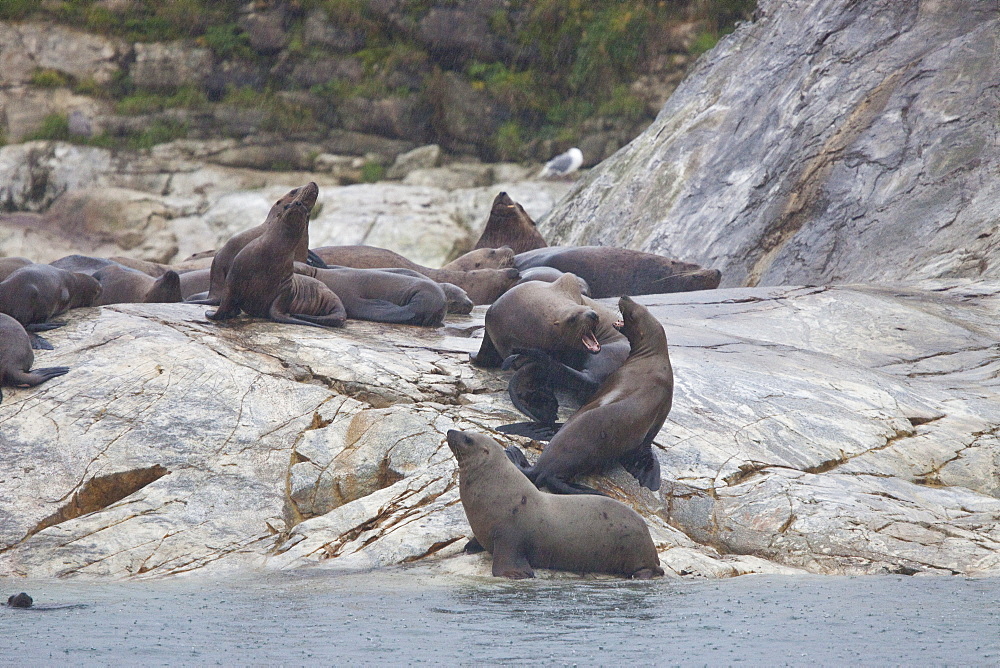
[109,256,213,277]
[50,254,117,275]
[506,296,672,494]
[515,266,590,296]
[440,246,515,271]
[447,429,663,579]
[474,192,547,254]
[6,593,33,608]
[0,265,102,348]
[473,273,629,423]
[514,246,721,298]
[0,257,32,281]
[0,313,69,404]
[207,183,344,328]
[93,265,182,305]
[311,246,519,305]
[178,268,211,300]
[200,184,318,304]
[294,263,447,326]
[439,282,474,314]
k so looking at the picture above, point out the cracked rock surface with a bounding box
[542,0,1000,288]
[1,281,997,578]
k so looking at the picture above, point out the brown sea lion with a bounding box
[439,282,474,314]
[447,429,663,579]
[474,192,547,254]
[93,265,182,305]
[0,257,33,281]
[0,265,102,348]
[199,185,318,304]
[515,266,590,296]
[506,296,672,494]
[311,245,519,305]
[440,246,515,271]
[207,183,344,328]
[294,263,447,326]
[178,268,211,300]
[473,273,629,423]
[0,313,69,404]
[514,246,721,298]
[109,256,214,277]
[50,254,117,275]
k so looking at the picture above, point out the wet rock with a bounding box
[544,0,1000,287]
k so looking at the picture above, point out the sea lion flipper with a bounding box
[503,445,532,472]
[496,421,562,441]
[463,537,485,554]
[490,534,534,579]
[28,334,53,350]
[306,250,329,269]
[25,322,65,332]
[470,331,503,368]
[536,472,605,496]
[618,445,662,492]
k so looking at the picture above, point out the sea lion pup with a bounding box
[92,265,182,305]
[0,313,69,404]
[474,192,547,254]
[294,263,447,326]
[514,246,721,298]
[440,246,515,271]
[311,246,519,305]
[0,257,32,281]
[0,265,102,349]
[447,430,663,579]
[207,183,344,328]
[198,184,319,305]
[506,296,673,494]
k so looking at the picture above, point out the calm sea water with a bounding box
[2,568,998,665]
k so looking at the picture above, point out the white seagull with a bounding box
[537,147,584,178]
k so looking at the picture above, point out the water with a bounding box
[2,568,999,665]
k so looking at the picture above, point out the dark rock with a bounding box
[7,593,32,608]
[428,71,503,154]
[289,57,364,88]
[205,61,267,101]
[303,9,366,52]
[238,10,288,55]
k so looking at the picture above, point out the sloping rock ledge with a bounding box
[1,280,998,580]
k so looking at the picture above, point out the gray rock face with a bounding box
[1,280,997,579]
[0,23,123,86]
[131,42,214,92]
[543,0,1000,288]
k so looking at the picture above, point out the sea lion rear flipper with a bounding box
[496,421,562,441]
[490,532,534,579]
[185,294,221,305]
[470,331,503,368]
[463,537,485,554]
[28,334,53,350]
[508,363,559,424]
[306,249,329,269]
[26,322,65,332]
[619,445,662,492]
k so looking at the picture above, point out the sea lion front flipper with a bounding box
[28,334,54,350]
[508,362,559,424]
[470,330,503,368]
[306,249,329,269]
[351,299,423,325]
[496,421,562,441]
[463,537,485,554]
[504,445,533,475]
[535,472,605,496]
[490,532,534,579]
[618,445,662,491]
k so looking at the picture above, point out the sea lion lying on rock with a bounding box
[506,296,672,494]
[0,313,69,404]
[515,266,590,295]
[0,265,102,349]
[294,263,447,326]
[440,246,515,271]
[50,254,117,275]
[514,246,721,298]
[207,183,345,328]
[447,430,663,579]
[110,256,213,277]
[0,257,32,281]
[179,268,211,300]
[311,246,519,305]
[474,192,547,254]
[93,265,182,305]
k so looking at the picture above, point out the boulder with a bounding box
[131,42,214,93]
[0,280,997,579]
[543,0,1000,288]
[303,9,366,52]
[0,22,124,86]
[385,144,441,180]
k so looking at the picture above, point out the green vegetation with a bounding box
[202,23,254,59]
[493,121,526,161]
[22,112,187,151]
[115,85,207,115]
[360,161,385,183]
[24,114,72,142]
[30,68,70,88]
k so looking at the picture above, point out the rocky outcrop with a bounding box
[543,0,1000,287]
[1,280,997,579]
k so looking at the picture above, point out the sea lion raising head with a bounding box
[447,429,663,579]
[474,192,547,255]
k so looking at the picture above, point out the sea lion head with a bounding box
[448,247,516,271]
[145,270,182,303]
[616,296,666,352]
[464,267,520,305]
[446,429,499,468]
[539,276,601,353]
[439,282,474,314]
[67,272,102,308]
